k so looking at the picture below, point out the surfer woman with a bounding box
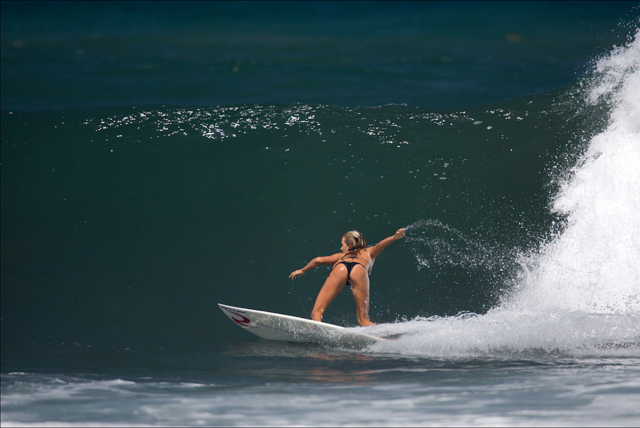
[289,228,405,327]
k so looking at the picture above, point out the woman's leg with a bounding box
[350,267,374,326]
[311,265,348,322]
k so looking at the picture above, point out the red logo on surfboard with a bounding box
[226,310,256,328]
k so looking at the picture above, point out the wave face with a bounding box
[2,10,639,361]
[0,95,569,349]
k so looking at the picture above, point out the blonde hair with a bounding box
[342,231,367,259]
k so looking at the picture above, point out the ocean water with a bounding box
[2,1,640,426]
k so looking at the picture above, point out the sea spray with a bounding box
[404,219,517,272]
[364,31,640,357]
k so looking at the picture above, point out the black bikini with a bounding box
[335,261,368,286]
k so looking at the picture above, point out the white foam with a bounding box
[366,309,639,357]
[505,29,640,315]
[1,377,138,408]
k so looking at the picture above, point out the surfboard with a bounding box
[218,303,383,346]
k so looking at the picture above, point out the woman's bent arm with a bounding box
[368,228,405,258]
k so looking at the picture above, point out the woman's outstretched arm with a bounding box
[368,228,405,259]
[289,253,341,279]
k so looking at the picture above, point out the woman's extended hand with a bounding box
[394,228,406,240]
[289,269,305,279]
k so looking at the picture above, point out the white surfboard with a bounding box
[218,303,383,346]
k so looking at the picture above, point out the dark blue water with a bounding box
[2,1,636,110]
[2,2,639,426]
